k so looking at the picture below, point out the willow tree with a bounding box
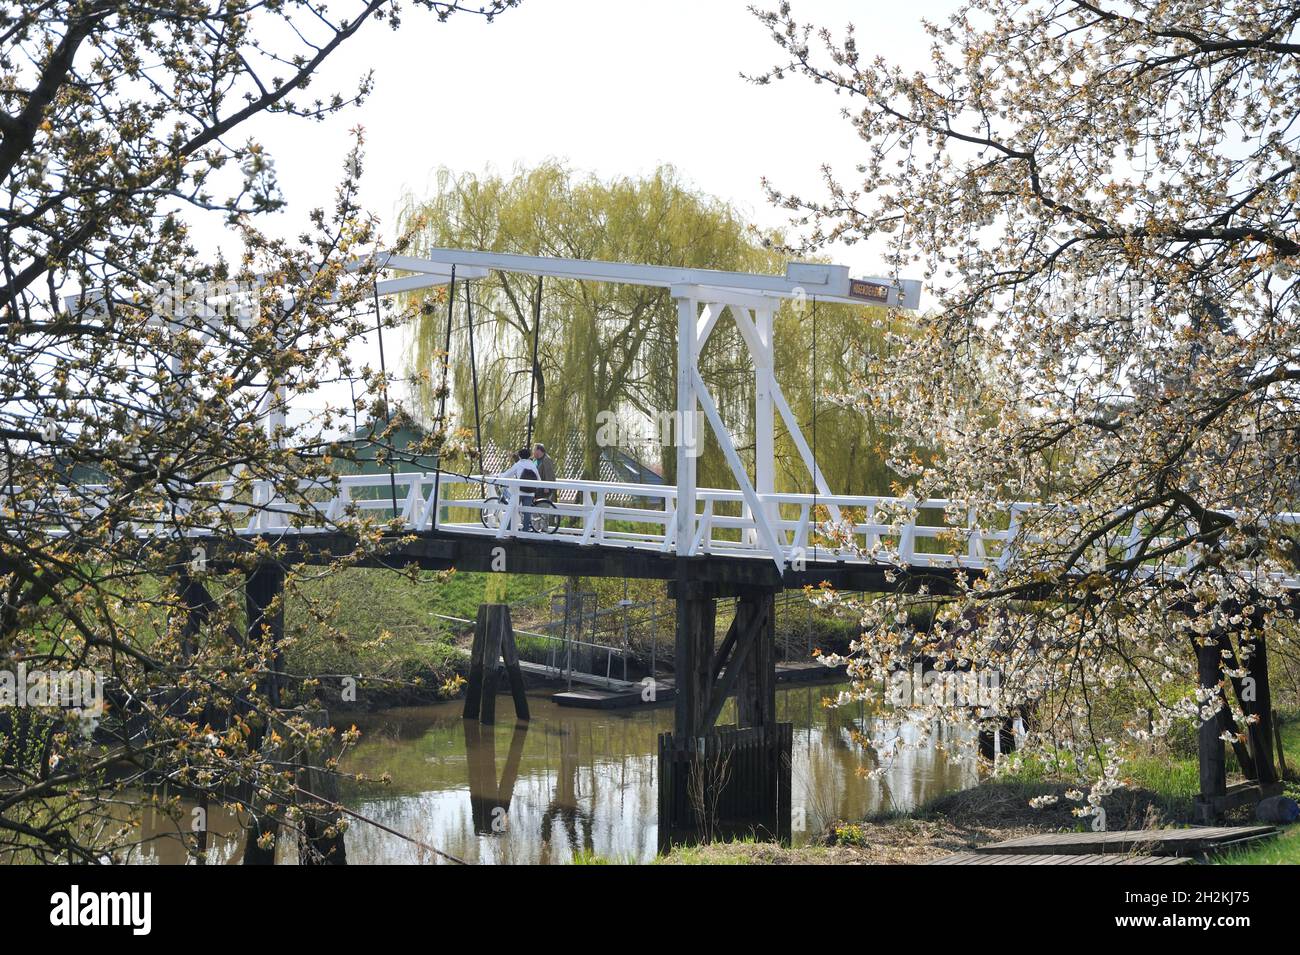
[755,1,1300,797]
[0,0,518,864]
[399,162,900,496]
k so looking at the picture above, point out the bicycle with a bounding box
[480,483,559,534]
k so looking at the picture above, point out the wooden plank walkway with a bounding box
[933,852,1193,865]
[551,661,845,708]
[972,825,1277,857]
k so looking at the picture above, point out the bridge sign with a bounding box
[848,278,892,303]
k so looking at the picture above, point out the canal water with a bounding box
[124,682,976,864]
[340,682,974,864]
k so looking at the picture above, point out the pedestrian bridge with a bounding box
[40,470,1300,589]
[42,247,1300,591]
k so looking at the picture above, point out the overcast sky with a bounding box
[233,0,950,426]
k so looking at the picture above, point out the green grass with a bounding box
[570,849,648,865]
[653,835,765,864]
[1212,825,1300,864]
[283,567,561,691]
[1278,711,1300,772]
[983,710,1300,827]
[654,845,753,865]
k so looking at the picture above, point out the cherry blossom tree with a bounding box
[753,0,1299,798]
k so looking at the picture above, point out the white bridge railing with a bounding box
[23,472,1300,586]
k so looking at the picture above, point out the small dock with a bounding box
[550,660,846,709]
[931,825,1278,864]
[552,683,676,709]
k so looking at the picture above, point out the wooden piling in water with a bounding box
[463,604,530,724]
[657,722,793,853]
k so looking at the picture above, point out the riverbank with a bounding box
[289,567,862,713]
[659,713,1300,865]
[287,568,562,710]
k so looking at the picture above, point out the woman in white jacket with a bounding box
[496,448,540,531]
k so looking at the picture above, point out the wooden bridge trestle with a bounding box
[656,722,793,852]
[659,574,792,848]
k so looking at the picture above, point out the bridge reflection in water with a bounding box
[110,684,973,863]
[335,685,976,865]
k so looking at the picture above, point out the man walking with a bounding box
[532,443,556,502]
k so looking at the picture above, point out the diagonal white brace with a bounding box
[690,368,786,570]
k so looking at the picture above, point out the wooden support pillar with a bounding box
[735,589,776,729]
[242,564,287,865]
[1275,710,1290,778]
[177,569,211,659]
[178,570,243,656]
[462,604,529,724]
[241,711,283,865]
[673,574,716,739]
[661,579,789,850]
[673,579,780,737]
[246,561,286,708]
[1209,629,1258,779]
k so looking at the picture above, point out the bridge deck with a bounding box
[35,471,1300,587]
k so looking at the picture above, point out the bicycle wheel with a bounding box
[533,498,559,534]
[480,495,505,530]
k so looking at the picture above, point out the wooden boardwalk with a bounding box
[972,825,1277,857]
[932,825,1278,864]
[933,852,1192,865]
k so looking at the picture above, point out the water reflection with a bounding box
[337,684,977,864]
[103,683,974,864]
[123,798,270,865]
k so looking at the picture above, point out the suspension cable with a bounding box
[465,278,484,480]
[373,276,399,516]
[432,264,457,531]
[526,275,542,448]
[812,294,819,562]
